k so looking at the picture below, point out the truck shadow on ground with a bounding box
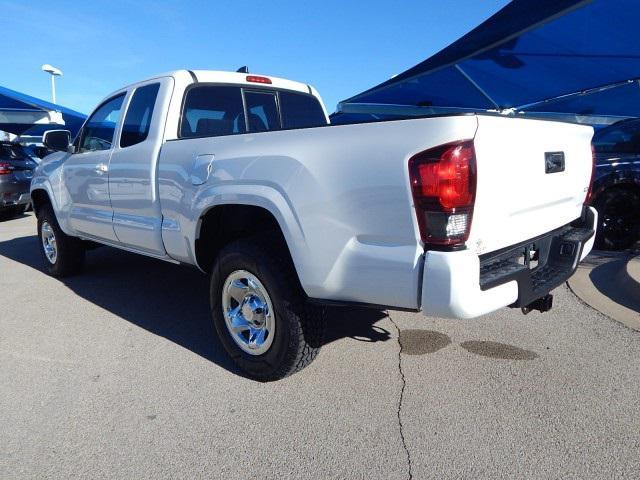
[0,234,390,377]
[588,257,640,313]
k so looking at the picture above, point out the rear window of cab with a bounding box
[179,85,327,139]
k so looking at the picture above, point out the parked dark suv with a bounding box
[590,118,640,250]
[0,142,38,219]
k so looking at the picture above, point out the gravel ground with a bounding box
[1,213,639,479]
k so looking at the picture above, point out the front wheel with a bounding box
[210,237,324,381]
[37,204,85,277]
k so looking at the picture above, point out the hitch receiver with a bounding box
[521,294,553,315]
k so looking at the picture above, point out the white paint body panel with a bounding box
[158,115,478,308]
[468,115,594,255]
[32,69,597,319]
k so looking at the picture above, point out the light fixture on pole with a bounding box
[41,64,63,104]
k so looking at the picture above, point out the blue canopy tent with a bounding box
[0,85,86,138]
[336,0,640,125]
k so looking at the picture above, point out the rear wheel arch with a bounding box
[194,204,305,290]
[591,176,640,203]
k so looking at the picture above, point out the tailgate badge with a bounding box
[545,152,565,174]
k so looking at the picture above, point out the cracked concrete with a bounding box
[387,287,640,479]
[388,314,414,480]
[2,214,640,479]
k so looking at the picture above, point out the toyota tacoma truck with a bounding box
[31,70,597,380]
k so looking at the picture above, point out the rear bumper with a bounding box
[0,175,32,207]
[1,189,31,207]
[421,206,597,319]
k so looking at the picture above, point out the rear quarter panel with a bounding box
[158,115,478,308]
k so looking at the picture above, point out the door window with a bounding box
[244,91,280,132]
[78,94,125,153]
[120,83,160,148]
[180,86,246,138]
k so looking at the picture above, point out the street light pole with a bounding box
[50,74,56,103]
[41,64,63,104]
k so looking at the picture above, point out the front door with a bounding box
[64,93,125,241]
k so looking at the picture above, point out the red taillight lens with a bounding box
[409,140,476,247]
[0,162,13,175]
[586,144,596,204]
[246,75,272,84]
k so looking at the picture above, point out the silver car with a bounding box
[0,142,37,218]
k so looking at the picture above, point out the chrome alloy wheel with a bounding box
[222,270,275,356]
[41,221,58,264]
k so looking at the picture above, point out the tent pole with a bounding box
[454,64,500,111]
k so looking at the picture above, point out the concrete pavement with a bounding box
[568,251,640,331]
[1,213,639,479]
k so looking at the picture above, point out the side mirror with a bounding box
[42,130,72,152]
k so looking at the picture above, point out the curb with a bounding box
[622,257,640,300]
[567,253,640,332]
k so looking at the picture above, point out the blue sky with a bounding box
[2,0,509,114]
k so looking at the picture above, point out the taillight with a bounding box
[246,75,272,84]
[0,162,13,175]
[586,144,596,204]
[409,140,476,247]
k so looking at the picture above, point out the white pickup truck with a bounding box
[32,70,597,380]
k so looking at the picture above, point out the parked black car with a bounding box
[591,118,640,250]
[0,142,38,219]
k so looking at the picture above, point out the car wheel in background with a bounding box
[0,205,26,220]
[36,204,85,277]
[210,236,325,381]
[594,186,640,251]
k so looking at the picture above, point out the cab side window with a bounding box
[78,94,125,153]
[279,91,327,129]
[120,83,160,148]
[180,86,246,138]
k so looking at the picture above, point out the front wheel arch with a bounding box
[30,188,52,217]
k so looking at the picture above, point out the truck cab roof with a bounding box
[117,70,315,97]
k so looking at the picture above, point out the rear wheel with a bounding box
[594,187,640,251]
[210,236,324,381]
[37,204,85,277]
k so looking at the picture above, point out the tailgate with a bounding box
[468,115,594,255]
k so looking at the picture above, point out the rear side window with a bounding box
[279,91,327,129]
[120,83,160,148]
[180,86,246,138]
[244,91,280,132]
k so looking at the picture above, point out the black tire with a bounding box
[0,205,23,220]
[36,203,85,277]
[210,236,325,381]
[593,186,640,251]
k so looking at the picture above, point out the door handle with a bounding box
[95,163,108,175]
